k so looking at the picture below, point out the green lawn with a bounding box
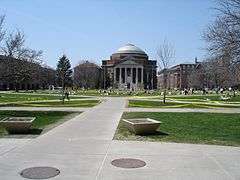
[0,93,86,103]
[129,100,186,108]
[114,112,240,146]
[129,100,240,108]
[168,95,240,102]
[74,89,166,97]
[0,99,100,107]
[0,111,77,136]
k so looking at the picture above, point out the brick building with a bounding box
[0,55,55,91]
[102,44,157,90]
[158,59,202,90]
[73,61,102,89]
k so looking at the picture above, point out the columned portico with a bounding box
[114,64,144,90]
[102,44,157,90]
[136,67,138,84]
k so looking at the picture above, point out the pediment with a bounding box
[120,59,139,65]
[115,56,140,66]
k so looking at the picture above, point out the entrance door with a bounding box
[127,83,130,89]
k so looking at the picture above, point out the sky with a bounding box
[0,0,217,68]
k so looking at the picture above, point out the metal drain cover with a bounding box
[111,158,146,168]
[20,166,60,179]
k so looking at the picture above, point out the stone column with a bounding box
[119,68,122,84]
[136,68,138,84]
[141,68,144,84]
[131,68,133,83]
[114,68,116,84]
[125,67,127,84]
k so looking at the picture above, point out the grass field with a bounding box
[114,112,240,146]
[0,111,77,136]
[168,95,240,102]
[0,99,100,107]
[128,100,240,108]
[0,92,87,103]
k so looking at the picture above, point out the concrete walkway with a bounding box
[0,97,240,180]
[0,97,126,180]
[104,140,240,180]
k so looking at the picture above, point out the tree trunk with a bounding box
[163,89,166,104]
[14,82,19,92]
[163,71,167,104]
[61,79,65,104]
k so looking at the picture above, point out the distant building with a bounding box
[102,44,157,90]
[73,61,101,89]
[0,55,56,91]
[158,59,202,90]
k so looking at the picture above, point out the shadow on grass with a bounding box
[9,128,43,135]
[140,130,169,136]
[28,128,43,135]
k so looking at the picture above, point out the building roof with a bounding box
[115,44,146,55]
[74,61,101,69]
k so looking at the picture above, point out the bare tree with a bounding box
[205,57,230,88]
[157,39,175,103]
[2,30,25,57]
[1,30,43,91]
[0,15,46,91]
[1,56,39,91]
[203,0,240,88]
[0,15,5,44]
[39,65,56,89]
[2,30,42,62]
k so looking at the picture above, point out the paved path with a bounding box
[104,140,240,180]
[2,106,240,114]
[0,138,31,156]
[0,97,240,180]
[0,97,126,180]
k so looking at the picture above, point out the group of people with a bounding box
[182,88,195,95]
[181,87,236,96]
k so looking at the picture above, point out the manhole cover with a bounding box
[111,158,146,168]
[20,166,60,179]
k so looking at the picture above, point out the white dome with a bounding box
[116,44,146,54]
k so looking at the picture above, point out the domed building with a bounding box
[102,44,157,90]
